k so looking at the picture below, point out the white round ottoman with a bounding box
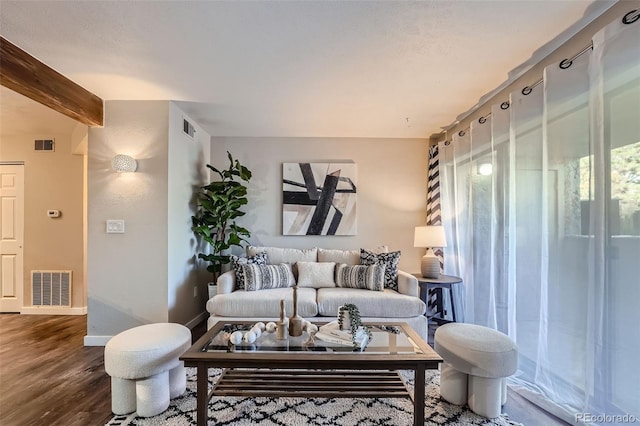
[105,323,191,417]
[434,323,518,419]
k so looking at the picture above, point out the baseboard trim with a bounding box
[21,306,87,315]
[84,335,112,346]
[83,312,208,347]
[185,311,208,330]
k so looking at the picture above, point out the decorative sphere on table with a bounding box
[243,331,257,344]
[251,326,262,338]
[255,322,266,331]
[229,331,243,345]
[265,322,277,333]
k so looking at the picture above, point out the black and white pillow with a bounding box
[360,249,401,291]
[231,251,268,290]
[242,263,295,291]
[335,264,385,291]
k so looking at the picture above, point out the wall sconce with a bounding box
[112,154,137,173]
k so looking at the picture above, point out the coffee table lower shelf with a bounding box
[211,368,410,398]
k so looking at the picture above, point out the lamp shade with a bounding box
[414,225,447,248]
[112,154,137,173]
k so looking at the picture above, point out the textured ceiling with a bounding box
[0,1,614,139]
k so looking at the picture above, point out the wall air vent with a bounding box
[183,119,195,138]
[32,270,71,307]
[34,139,55,151]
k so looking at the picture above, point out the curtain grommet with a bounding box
[622,9,639,24]
[559,59,572,69]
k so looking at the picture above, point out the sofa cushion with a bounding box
[231,251,268,290]
[296,262,336,288]
[360,249,401,291]
[317,246,388,265]
[247,246,318,264]
[243,263,295,291]
[317,288,426,318]
[335,264,385,291]
[208,287,318,317]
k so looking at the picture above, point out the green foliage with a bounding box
[580,141,640,234]
[337,304,372,350]
[192,152,252,281]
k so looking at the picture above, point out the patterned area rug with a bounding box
[106,368,522,426]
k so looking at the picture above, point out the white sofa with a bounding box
[205,246,428,339]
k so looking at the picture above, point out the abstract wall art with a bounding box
[282,162,357,235]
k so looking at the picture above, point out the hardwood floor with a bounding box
[0,314,567,426]
[0,314,111,426]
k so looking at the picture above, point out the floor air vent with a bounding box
[32,271,71,307]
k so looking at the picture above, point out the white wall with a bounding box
[167,102,211,325]
[87,101,170,341]
[86,100,211,344]
[86,119,424,343]
[211,137,429,272]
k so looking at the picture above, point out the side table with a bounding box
[412,273,462,323]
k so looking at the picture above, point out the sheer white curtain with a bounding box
[439,12,639,424]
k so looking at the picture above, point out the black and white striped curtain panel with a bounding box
[425,144,445,317]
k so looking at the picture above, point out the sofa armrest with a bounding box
[216,270,236,295]
[397,270,419,297]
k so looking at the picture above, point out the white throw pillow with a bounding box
[296,262,336,288]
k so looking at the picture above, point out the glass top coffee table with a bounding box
[180,320,442,426]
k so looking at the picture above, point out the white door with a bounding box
[0,164,24,312]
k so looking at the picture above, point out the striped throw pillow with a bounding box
[360,249,401,291]
[242,263,295,291]
[335,263,385,291]
[231,251,268,290]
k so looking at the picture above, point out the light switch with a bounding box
[106,219,125,234]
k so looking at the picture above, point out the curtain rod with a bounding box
[447,8,639,140]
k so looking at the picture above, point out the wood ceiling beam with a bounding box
[0,36,103,127]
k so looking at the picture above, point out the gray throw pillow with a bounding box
[335,263,385,291]
[231,251,268,290]
[360,249,401,291]
[242,263,295,291]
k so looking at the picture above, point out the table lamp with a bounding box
[414,225,447,278]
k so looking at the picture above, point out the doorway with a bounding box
[0,163,25,312]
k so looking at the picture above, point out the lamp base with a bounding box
[421,253,441,278]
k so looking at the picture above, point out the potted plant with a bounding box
[192,151,252,284]
[337,304,372,349]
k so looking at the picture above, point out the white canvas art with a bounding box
[282,162,357,235]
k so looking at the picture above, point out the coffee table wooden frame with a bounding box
[180,321,442,426]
